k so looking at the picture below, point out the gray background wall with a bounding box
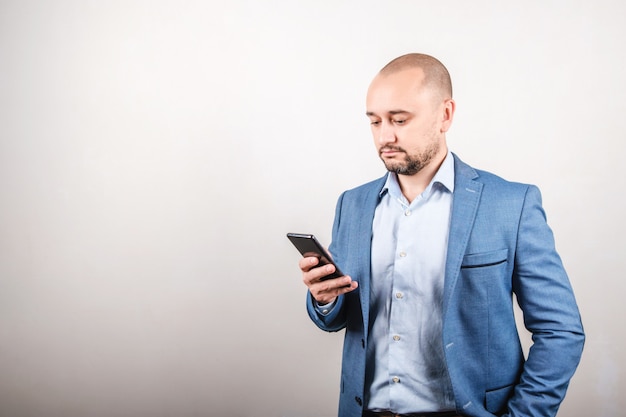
[0,1,623,416]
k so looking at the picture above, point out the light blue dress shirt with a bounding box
[315,152,457,413]
[366,152,456,413]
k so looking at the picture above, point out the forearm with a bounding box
[506,185,585,416]
[504,328,584,416]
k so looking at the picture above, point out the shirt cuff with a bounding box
[314,298,338,316]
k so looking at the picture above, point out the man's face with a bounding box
[365,68,452,176]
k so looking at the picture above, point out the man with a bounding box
[299,53,584,417]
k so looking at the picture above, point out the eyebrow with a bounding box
[365,110,412,117]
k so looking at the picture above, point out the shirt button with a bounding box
[404,209,411,216]
[395,292,403,299]
[393,335,401,341]
[392,376,400,383]
[399,251,407,257]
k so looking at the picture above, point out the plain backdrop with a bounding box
[0,1,624,416]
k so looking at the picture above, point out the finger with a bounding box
[303,263,338,286]
[299,256,319,272]
[310,276,358,304]
[312,275,354,295]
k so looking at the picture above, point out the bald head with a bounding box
[379,53,453,100]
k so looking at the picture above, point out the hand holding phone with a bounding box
[286,233,344,280]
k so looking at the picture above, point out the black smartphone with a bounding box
[286,233,344,280]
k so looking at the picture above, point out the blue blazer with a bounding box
[307,154,584,417]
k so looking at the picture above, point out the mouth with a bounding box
[379,147,404,158]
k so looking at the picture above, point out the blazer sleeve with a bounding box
[505,185,585,417]
[306,191,349,332]
[306,292,347,332]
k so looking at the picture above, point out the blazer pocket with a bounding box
[485,383,515,414]
[461,249,508,269]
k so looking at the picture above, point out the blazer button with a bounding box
[355,396,362,406]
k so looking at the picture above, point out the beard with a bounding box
[380,141,440,176]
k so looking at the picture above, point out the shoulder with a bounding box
[331,175,387,224]
[338,175,387,201]
[453,153,537,195]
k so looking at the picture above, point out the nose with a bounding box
[378,122,396,145]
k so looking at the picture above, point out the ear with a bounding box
[440,99,456,133]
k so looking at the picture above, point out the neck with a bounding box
[397,149,448,203]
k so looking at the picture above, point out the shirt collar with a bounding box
[379,151,455,199]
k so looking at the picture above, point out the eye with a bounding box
[370,120,381,126]
[393,119,406,125]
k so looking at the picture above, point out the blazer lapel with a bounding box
[443,155,483,313]
[354,175,387,339]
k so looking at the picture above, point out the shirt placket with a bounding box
[387,196,420,408]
